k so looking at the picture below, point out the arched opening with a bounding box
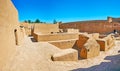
[114,29,118,34]
[114,29,116,34]
[14,29,18,45]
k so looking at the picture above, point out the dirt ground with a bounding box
[2,36,120,71]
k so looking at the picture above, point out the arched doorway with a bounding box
[14,29,18,45]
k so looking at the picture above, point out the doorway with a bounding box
[14,29,18,45]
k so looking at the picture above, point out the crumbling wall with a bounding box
[97,34,115,51]
[20,23,33,36]
[82,38,100,58]
[76,33,89,49]
[90,33,100,39]
[34,23,59,34]
[76,33,100,59]
[52,48,78,61]
[33,33,78,42]
[49,39,77,49]
[0,0,23,69]
[62,29,79,33]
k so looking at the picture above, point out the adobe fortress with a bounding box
[1,0,120,71]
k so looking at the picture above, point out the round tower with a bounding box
[107,17,112,23]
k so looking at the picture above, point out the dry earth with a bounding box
[2,36,120,71]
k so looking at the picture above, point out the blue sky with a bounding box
[12,0,120,23]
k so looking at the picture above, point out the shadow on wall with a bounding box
[72,41,83,60]
[72,54,120,71]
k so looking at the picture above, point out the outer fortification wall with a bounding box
[60,22,120,34]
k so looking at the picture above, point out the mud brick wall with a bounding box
[59,22,120,34]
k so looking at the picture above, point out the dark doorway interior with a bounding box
[14,29,18,45]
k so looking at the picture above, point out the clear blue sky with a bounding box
[12,0,120,23]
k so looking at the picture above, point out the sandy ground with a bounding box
[2,36,120,71]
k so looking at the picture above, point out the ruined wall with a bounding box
[76,33,100,59]
[34,23,59,34]
[62,29,79,33]
[52,49,78,61]
[60,22,120,34]
[76,33,89,49]
[90,33,99,40]
[49,39,77,49]
[0,0,23,69]
[97,34,115,51]
[20,23,60,36]
[84,38,100,58]
[33,33,78,42]
[20,23,33,36]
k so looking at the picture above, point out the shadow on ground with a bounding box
[72,54,120,71]
[30,37,37,42]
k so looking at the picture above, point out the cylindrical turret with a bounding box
[107,17,112,23]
